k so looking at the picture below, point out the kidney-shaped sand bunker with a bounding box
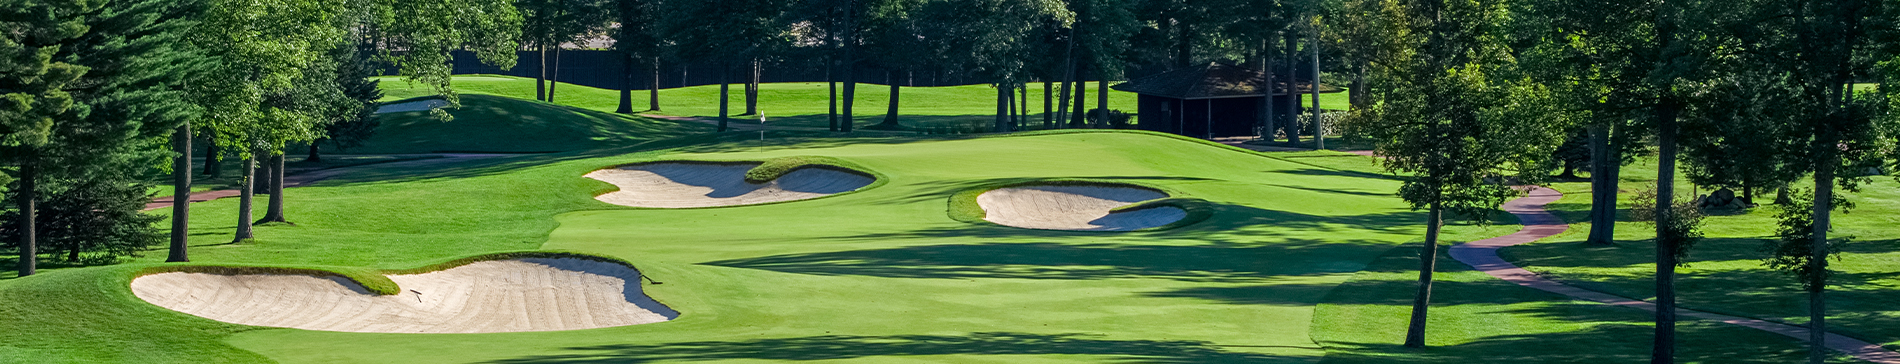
[585,162,874,208]
[131,258,677,334]
[977,184,1188,231]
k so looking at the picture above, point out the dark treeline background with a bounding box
[393,50,1286,91]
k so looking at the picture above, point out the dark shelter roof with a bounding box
[1111,63,1344,99]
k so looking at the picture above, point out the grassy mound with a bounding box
[345,94,712,154]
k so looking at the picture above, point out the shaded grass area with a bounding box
[353,94,712,154]
[1505,163,1900,352]
[377,75,1384,130]
[1313,245,1850,363]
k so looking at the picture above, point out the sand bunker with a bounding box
[130,258,677,334]
[374,99,450,114]
[977,185,1188,231]
[585,162,874,208]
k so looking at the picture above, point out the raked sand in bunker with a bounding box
[130,258,677,334]
[585,162,874,208]
[977,185,1187,231]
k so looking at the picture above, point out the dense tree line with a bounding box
[2,0,520,274]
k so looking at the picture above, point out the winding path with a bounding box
[1451,186,1900,363]
[144,154,510,212]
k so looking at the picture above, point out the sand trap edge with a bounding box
[129,250,666,300]
[586,157,885,209]
[128,252,676,333]
[946,180,1213,232]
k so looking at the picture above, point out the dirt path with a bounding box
[1451,186,1900,363]
[144,154,511,212]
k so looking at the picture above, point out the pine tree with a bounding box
[1,0,100,276]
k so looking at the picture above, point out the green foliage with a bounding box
[1351,4,1564,221]
[0,173,162,264]
[1762,188,1853,292]
[321,42,382,152]
[368,0,523,112]
[915,0,1072,84]
[0,0,95,160]
[1628,183,1706,265]
[742,155,872,183]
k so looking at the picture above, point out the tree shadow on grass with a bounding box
[483,332,1306,364]
[1319,323,1818,364]
[705,239,1391,283]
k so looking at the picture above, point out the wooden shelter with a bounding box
[1112,63,1342,138]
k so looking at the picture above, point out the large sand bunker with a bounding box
[585,162,874,208]
[977,185,1188,231]
[130,258,677,334]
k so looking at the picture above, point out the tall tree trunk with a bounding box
[1264,39,1277,141]
[1097,76,1109,128]
[234,155,254,242]
[828,67,839,131]
[743,59,761,116]
[168,124,192,263]
[1175,23,1193,68]
[719,63,731,132]
[1021,83,1030,129]
[1311,29,1323,148]
[618,52,635,114]
[879,71,901,128]
[257,154,290,225]
[15,160,34,276]
[1350,62,1369,110]
[1282,31,1302,144]
[1651,101,1682,364]
[1808,142,1835,364]
[649,57,662,111]
[307,141,322,163]
[1071,62,1089,128]
[840,0,857,133]
[549,46,562,102]
[1003,83,1018,132]
[1586,123,1615,246]
[1043,82,1053,128]
[536,43,547,101]
[203,141,221,176]
[1403,198,1444,348]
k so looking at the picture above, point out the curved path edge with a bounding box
[1450,186,1900,363]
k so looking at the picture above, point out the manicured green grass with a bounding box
[1500,158,1900,353]
[147,155,440,198]
[0,130,1440,363]
[0,107,1852,364]
[353,94,712,154]
[377,74,1351,130]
